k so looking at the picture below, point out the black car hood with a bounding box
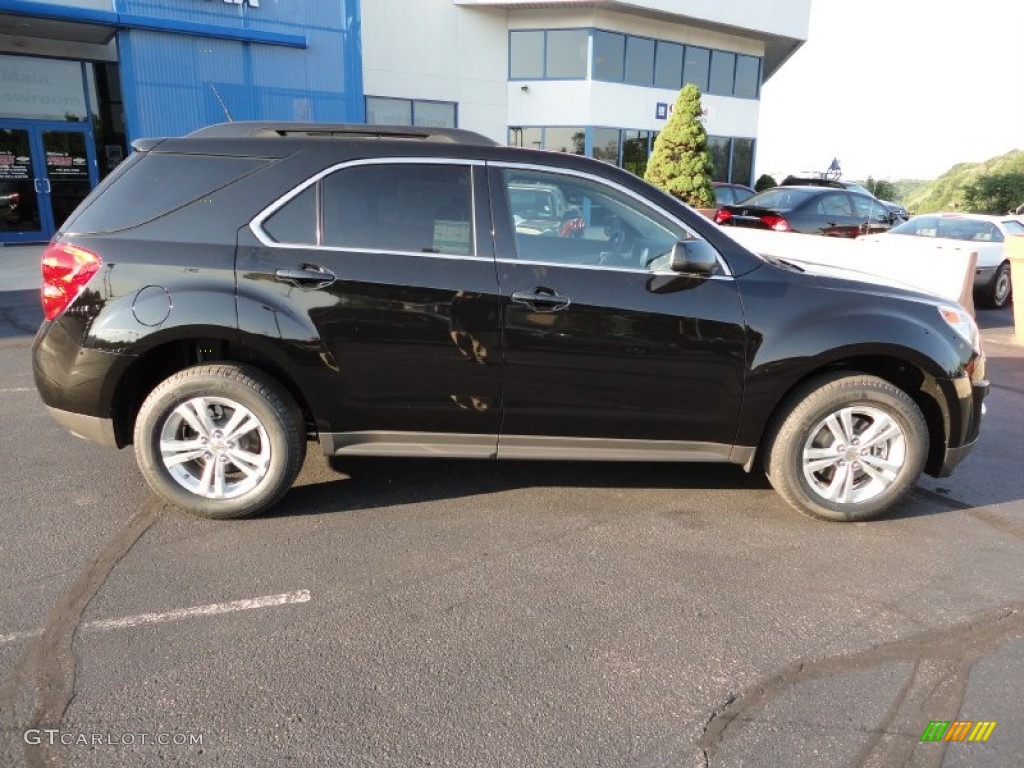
[762,255,947,305]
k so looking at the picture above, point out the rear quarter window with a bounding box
[64,153,269,233]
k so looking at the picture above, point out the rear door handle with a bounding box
[274,264,336,289]
[511,289,571,313]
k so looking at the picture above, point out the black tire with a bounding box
[134,364,306,519]
[764,373,927,522]
[984,262,1012,309]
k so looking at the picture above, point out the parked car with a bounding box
[860,213,1021,309]
[782,175,909,221]
[712,181,755,206]
[507,181,585,238]
[32,121,987,523]
[714,186,900,237]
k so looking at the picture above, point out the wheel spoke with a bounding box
[161,439,206,468]
[805,456,840,473]
[824,413,850,446]
[227,447,267,477]
[224,414,260,443]
[174,399,213,438]
[213,459,226,499]
[859,415,901,449]
[838,408,856,444]
[824,463,855,503]
[195,458,216,497]
[858,458,896,486]
[860,453,902,476]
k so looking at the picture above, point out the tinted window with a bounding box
[413,100,456,128]
[708,137,730,183]
[624,36,655,86]
[745,188,817,209]
[683,46,710,91]
[593,31,625,81]
[322,164,474,256]
[546,29,588,78]
[592,128,620,164]
[542,127,585,154]
[654,41,683,89]
[263,185,316,244]
[709,51,736,95]
[510,31,544,79]
[66,153,267,233]
[891,217,938,237]
[1003,220,1024,235]
[366,97,413,125]
[501,168,693,270]
[819,194,853,217]
[730,139,754,186]
[734,55,760,98]
[851,194,887,219]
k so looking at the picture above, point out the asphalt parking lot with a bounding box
[2,249,1023,767]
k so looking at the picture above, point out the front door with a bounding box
[0,121,98,244]
[489,165,748,458]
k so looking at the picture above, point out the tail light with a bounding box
[714,209,732,224]
[760,214,791,232]
[41,242,102,321]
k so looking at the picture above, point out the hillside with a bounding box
[904,149,1024,214]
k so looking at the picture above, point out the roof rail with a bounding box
[187,121,498,146]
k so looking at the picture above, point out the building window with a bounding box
[592,31,625,82]
[730,138,754,185]
[683,46,710,92]
[542,127,586,154]
[734,55,761,98]
[510,29,587,79]
[654,41,684,90]
[707,136,755,185]
[509,31,545,79]
[708,51,736,96]
[366,97,457,129]
[546,30,588,78]
[624,36,655,86]
[622,130,653,177]
[592,127,621,164]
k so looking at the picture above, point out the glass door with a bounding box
[0,126,45,242]
[0,120,98,244]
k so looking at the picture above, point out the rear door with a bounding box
[239,159,502,456]
[489,163,748,460]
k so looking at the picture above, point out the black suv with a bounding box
[33,122,988,522]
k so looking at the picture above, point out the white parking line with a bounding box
[0,388,35,393]
[0,589,311,645]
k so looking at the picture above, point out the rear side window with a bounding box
[321,164,474,255]
[66,153,268,233]
[262,185,316,244]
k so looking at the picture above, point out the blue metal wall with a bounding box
[117,0,364,141]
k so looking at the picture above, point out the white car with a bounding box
[861,213,1020,308]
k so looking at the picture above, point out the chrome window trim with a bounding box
[251,157,485,259]
[490,160,734,278]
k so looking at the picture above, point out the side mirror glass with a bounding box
[669,239,719,276]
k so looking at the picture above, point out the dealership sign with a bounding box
[656,102,709,123]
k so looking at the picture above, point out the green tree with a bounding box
[754,173,777,192]
[644,84,715,207]
[962,172,1024,214]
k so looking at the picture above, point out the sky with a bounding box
[755,0,1024,182]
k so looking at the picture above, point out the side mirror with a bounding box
[669,239,719,276]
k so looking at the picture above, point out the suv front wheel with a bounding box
[134,364,306,519]
[765,373,927,521]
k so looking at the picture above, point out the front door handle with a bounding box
[511,288,571,312]
[274,264,336,289]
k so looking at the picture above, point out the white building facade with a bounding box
[361,0,811,184]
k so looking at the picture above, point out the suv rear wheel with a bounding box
[134,364,306,519]
[765,373,927,521]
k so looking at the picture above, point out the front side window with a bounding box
[500,168,696,271]
[321,164,474,256]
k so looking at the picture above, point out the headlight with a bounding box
[938,304,980,351]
